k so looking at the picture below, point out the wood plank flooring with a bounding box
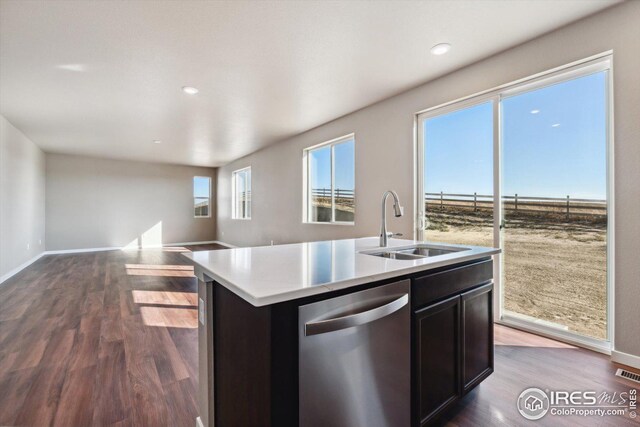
[0,244,225,427]
[442,325,640,426]
[0,245,638,426]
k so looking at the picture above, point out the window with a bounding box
[232,167,251,219]
[500,70,609,341]
[304,134,355,224]
[422,100,494,248]
[194,176,211,218]
[416,55,612,348]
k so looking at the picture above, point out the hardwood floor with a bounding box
[0,244,225,427]
[441,325,640,426]
[0,246,638,427]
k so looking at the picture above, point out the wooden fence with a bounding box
[311,188,355,200]
[425,192,606,219]
[307,189,605,218]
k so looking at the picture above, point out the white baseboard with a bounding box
[0,252,45,285]
[44,240,232,255]
[1,240,234,284]
[196,416,204,427]
[44,246,122,255]
[612,349,640,370]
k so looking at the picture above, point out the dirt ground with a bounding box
[426,208,608,340]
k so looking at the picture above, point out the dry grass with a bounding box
[426,208,607,340]
[312,196,355,212]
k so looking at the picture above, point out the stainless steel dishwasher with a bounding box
[299,279,410,427]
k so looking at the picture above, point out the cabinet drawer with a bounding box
[412,259,492,308]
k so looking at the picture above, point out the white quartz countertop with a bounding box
[183,237,500,307]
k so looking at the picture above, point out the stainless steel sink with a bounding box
[364,244,468,260]
[373,252,426,260]
[395,247,459,257]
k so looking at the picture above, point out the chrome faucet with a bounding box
[380,190,404,247]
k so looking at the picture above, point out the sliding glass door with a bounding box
[500,70,609,341]
[421,101,495,248]
[417,57,611,348]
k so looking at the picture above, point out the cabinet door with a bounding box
[461,282,494,393]
[414,295,461,426]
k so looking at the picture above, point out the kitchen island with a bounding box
[185,237,500,427]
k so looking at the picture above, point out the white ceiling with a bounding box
[0,0,620,167]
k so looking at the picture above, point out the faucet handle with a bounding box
[386,232,403,238]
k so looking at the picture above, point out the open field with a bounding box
[310,190,608,339]
[311,194,355,222]
[426,207,607,339]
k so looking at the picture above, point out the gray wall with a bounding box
[46,154,216,251]
[0,115,46,280]
[217,2,640,356]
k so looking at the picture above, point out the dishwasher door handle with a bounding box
[304,294,409,336]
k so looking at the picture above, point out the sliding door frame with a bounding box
[414,52,614,353]
[415,96,501,321]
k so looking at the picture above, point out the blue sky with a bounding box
[424,71,607,199]
[310,139,355,190]
[193,176,211,198]
[425,101,494,196]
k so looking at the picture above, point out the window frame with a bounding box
[232,166,252,220]
[414,52,614,353]
[302,133,355,225]
[193,176,212,219]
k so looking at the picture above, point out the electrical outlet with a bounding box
[199,298,205,325]
[39,239,42,245]
[270,240,274,246]
[26,243,30,251]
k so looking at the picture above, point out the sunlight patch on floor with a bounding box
[160,246,191,252]
[140,306,197,328]
[125,264,195,277]
[133,289,198,328]
[132,290,197,306]
[494,325,577,348]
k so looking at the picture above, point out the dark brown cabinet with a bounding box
[412,260,494,427]
[461,283,494,393]
[414,295,461,426]
[198,257,494,427]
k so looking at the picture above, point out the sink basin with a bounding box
[372,251,426,260]
[364,244,468,260]
[395,247,459,257]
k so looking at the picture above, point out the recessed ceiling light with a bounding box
[530,109,540,114]
[182,86,199,95]
[430,43,451,55]
[153,140,162,144]
[552,123,561,127]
